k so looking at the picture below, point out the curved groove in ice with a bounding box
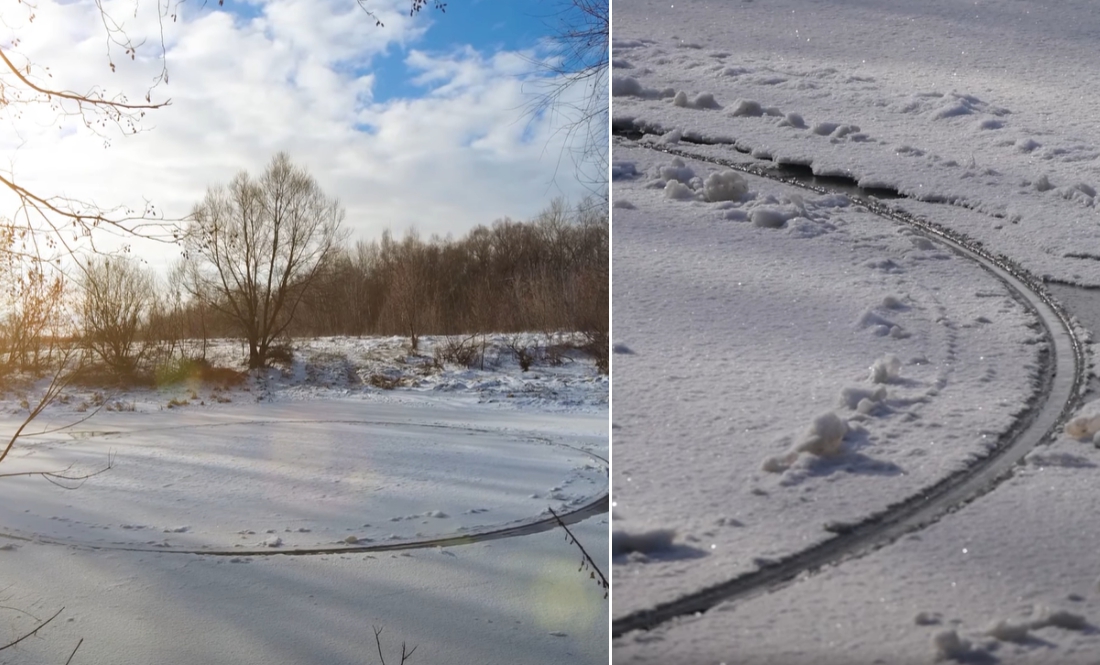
[2,494,610,557]
[0,419,609,556]
[611,136,1086,638]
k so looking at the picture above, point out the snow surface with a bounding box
[613,1,1100,662]
[614,416,1100,664]
[612,145,1043,619]
[613,0,1100,287]
[0,335,608,664]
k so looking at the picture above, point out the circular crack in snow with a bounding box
[0,419,607,553]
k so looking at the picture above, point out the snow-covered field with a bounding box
[612,145,1044,613]
[612,1,1100,662]
[613,0,1100,287]
[0,335,608,664]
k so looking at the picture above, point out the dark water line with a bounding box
[0,494,610,557]
[614,125,1100,367]
[613,124,905,199]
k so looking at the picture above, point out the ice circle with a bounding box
[0,417,607,553]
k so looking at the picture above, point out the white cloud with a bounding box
[0,0,604,265]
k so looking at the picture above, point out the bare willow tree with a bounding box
[80,255,156,373]
[377,230,440,352]
[185,153,345,369]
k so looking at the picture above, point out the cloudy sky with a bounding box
[0,0,606,264]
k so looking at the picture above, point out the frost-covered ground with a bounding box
[614,0,1100,286]
[613,1,1100,663]
[616,408,1100,665]
[0,335,608,664]
[612,145,1043,615]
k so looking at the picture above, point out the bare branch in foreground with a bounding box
[0,452,114,490]
[372,625,418,665]
[0,606,63,652]
[65,637,84,665]
[549,506,609,599]
[0,346,85,468]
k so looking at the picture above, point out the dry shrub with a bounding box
[266,345,295,367]
[155,357,246,388]
[369,373,408,390]
[506,336,538,372]
[434,335,483,369]
[69,363,155,390]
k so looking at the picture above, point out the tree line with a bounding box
[0,154,608,379]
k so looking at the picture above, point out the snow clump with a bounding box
[1031,606,1087,630]
[1016,137,1041,152]
[869,354,902,384]
[730,99,764,117]
[612,76,644,97]
[794,412,849,457]
[839,385,887,410]
[985,619,1031,643]
[762,412,850,473]
[1064,400,1100,440]
[664,180,696,200]
[931,629,981,662]
[981,606,1087,645]
[660,157,695,183]
[673,91,721,109]
[612,76,675,99]
[659,128,682,144]
[703,171,749,202]
[750,207,789,228]
[778,112,806,128]
[612,161,640,180]
[857,308,905,337]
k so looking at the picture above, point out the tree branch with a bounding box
[548,506,608,599]
[0,606,63,652]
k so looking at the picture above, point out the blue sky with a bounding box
[2,0,605,264]
[369,2,564,102]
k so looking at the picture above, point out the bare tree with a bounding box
[0,263,66,372]
[0,0,445,263]
[185,153,345,369]
[79,255,156,373]
[377,231,439,352]
[527,0,610,198]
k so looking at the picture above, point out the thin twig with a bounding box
[0,48,168,112]
[400,642,417,664]
[0,347,81,467]
[548,506,608,595]
[0,453,114,489]
[0,606,63,651]
[64,637,84,665]
[19,405,106,438]
[373,625,387,665]
[0,605,40,621]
